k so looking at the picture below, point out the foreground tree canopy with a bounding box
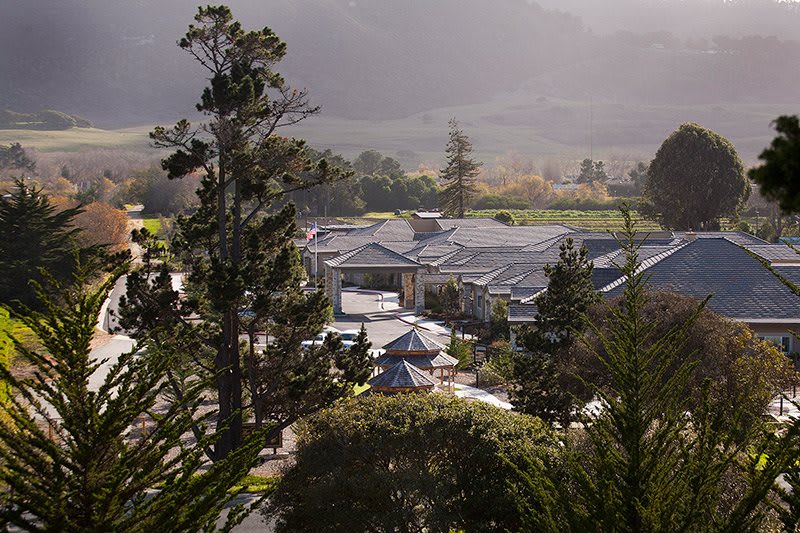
[749,115,800,213]
[267,394,558,532]
[0,259,267,531]
[641,122,749,230]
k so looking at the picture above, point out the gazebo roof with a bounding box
[368,360,437,390]
[374,351,458,370]
[382,328,444,354]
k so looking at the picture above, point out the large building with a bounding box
[302,219,800,353]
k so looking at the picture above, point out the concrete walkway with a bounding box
[454,383,513,410]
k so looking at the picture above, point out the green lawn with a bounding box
[354,383,371,395]
[141,215,163,237]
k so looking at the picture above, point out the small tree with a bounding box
[0,259,268,531]
[439,118,481,218]
[0,143,35,177]
[447,329,472,370]
[439,275,461,318]
[489,298,509,341]
[511,237,599,425]
[493,209,515,225]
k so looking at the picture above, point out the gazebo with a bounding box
[374,329,457,393]
[367,360,438,394]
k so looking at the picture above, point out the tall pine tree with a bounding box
[439,118,481,218]
[121,5,371,461]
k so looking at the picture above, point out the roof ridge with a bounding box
[371,241,423,265]
[598,240,693,293]
[323,242,371,267]
[430,247,463,267]
[474,264,513,286]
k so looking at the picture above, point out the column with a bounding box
[414,269,425,315]
[402,272,415,309]
[326,266,343,315]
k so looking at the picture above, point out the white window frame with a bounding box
[759,335,792,354]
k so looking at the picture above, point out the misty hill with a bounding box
[1,0,799,164]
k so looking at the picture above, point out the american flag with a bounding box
[306,222,317,241]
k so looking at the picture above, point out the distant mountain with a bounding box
[1,0,798,157]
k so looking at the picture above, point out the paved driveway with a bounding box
[334,291,451,349]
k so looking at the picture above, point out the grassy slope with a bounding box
[0,126,153,153]
[0,94,788,164]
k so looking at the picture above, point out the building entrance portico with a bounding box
[323,243,425,315]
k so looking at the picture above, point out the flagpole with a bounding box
[314,220,318,289]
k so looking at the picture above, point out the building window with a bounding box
[759,335,792,354]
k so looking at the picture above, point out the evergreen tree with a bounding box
[628,161,648,192]
[439,118,481,218]
[749,115,800,213]
[0,179,91,309]
[577,159,608,184]
[511,238,599,425]
[0,258,268,531]
[121,5,372,461]
[0,142,35,174]
[510,208,800,532]
[439,275,461,318]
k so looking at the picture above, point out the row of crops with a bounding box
[467,210,663,231]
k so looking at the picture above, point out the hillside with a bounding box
[1,0,798,165]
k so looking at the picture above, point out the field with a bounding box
[0,126,152,153]
[467,209,661,231]
[141,215,163,237]
[359,210,660,232]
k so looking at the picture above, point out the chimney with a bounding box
[684,231,697,242]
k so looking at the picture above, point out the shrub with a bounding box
[266,394,558,532]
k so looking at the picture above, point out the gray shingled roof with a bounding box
[510,286,544,301]
[606,238,800,320]
[324,243,421,269]
[375,351,458,369]
[447,226,572,248]
[745,244,800,263]
[382,329,444,353]
[508,303,539,323]
[368,360,437,390]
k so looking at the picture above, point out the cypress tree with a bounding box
[510,207,800,532]
[121,5,372,461]
[439,118,481,218]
